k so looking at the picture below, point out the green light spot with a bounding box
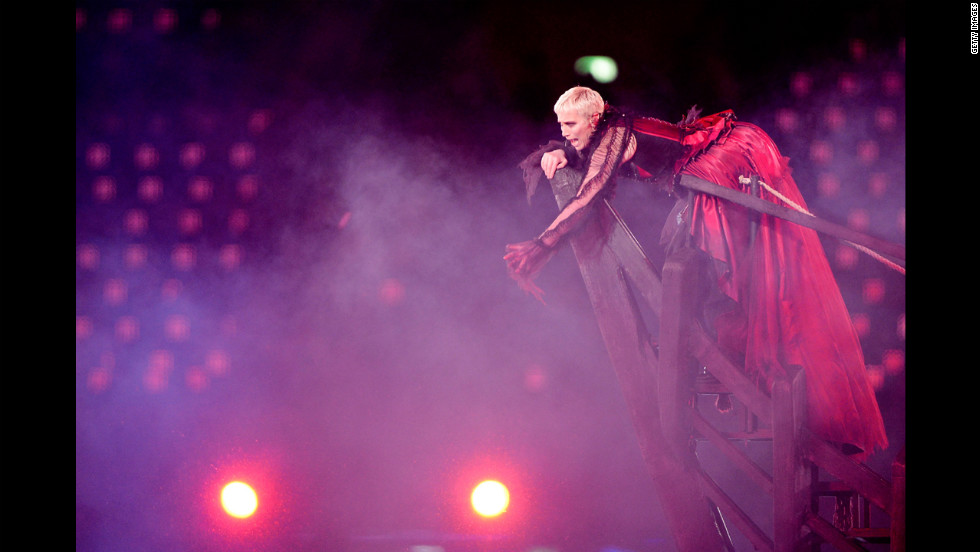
[574,56,618,83]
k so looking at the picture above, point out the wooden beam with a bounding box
[890,448,905,552]
[803,431,892,514]
[659,247,702,461]
[805,513,870,552]
[677,175,905,265]
[772,366,812,552]
[691,410,773,496]
[597,198,664,314]
[698,468,774,552]
[688,328,772,423]
[549,169,729,552]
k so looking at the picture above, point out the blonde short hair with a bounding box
[554,86,604,118]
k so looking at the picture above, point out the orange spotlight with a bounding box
[449,455,530,533]
[471,480,510,518]
[221,481,259,519]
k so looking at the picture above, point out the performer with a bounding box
[505,86,888,459]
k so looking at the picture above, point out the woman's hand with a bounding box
[504,240,556,304]
[503,240,539,275]
[540,150,567,180]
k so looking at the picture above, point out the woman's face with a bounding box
[557,109,598,151]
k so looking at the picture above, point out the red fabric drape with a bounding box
[680,115,888,458]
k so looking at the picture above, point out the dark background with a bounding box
[76,2,906,551]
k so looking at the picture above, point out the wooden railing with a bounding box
[546,169,905,552]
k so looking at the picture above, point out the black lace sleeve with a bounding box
[518,140,573,204]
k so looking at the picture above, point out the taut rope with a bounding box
[738,175,905,275]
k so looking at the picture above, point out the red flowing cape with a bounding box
[675,112,888,458]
